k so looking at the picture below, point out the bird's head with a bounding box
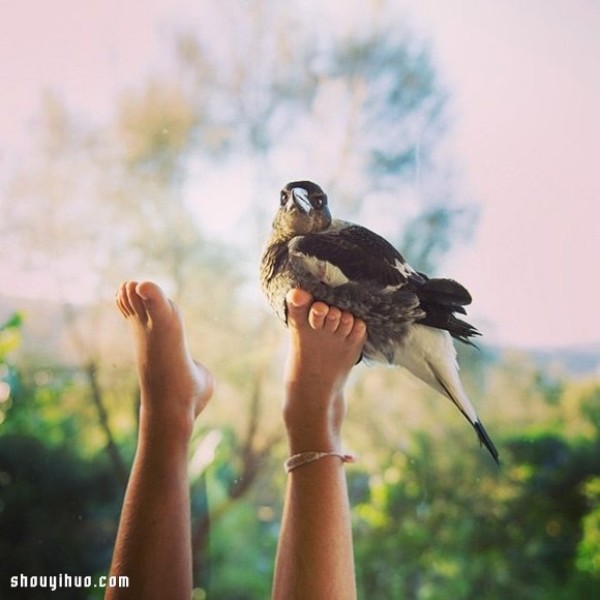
[271,180,332,239]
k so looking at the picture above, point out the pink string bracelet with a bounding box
[284,451,356,473]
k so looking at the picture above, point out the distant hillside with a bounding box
[527,343,600,377]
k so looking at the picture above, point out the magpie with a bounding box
[260,180,499,464]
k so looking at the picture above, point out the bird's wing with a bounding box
[288,222,480,343]
[289,224,425,289]
[416,275,473,308]
[414,275,480,343]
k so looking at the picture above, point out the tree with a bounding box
[0,313,23,427]
[169,0,473,270]
[1,1,477,592]
[349,358,600,600]
[0,433,122,600]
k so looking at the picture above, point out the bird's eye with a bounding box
[313,195,325,209]
[280,191,287,206]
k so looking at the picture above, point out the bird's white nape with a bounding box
[293,251,350,287]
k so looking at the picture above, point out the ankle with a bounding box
[139,404,196,447]
[287,427,343,455]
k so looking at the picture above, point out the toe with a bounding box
[136,281,163,302]
[286,288,313,330]
[350,318,367,344]
[125,281,146,320]
[116,281,135,317]
[135,281,176,325]
[308,301,329,330]
[324,306,342,333]
[338,311,355,337]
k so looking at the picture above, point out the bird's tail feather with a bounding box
[473,421,500,465]
[428,361,500,465]
[392,325,499,464]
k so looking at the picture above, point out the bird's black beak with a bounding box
[290,187,311,214]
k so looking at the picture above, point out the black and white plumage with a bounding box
[260,180,499,464]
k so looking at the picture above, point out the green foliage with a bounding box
[1,362,110,458]
[577,478,600,574]
[0,313,23,426]
[0,315,126,598]
[189,427,282,597]
[0,434,122,600]
[580,385,600,434]
[2,297,600,599]
[0,313,23,351]
[206,497,279,599]
[350,417,600,599]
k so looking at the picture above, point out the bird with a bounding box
[260,180,499,464]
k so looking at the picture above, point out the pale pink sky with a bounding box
[408,0,600,348]
[1,0,599,348]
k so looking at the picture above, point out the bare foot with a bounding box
[116,281,214,436]
[283,289,366,451]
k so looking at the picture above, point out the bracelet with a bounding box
[284,451,355,473]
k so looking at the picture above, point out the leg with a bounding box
[272,289,366,600]
[107,281,213,600]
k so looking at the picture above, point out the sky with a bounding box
[1,0,599,349]
[408,0,600,349]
